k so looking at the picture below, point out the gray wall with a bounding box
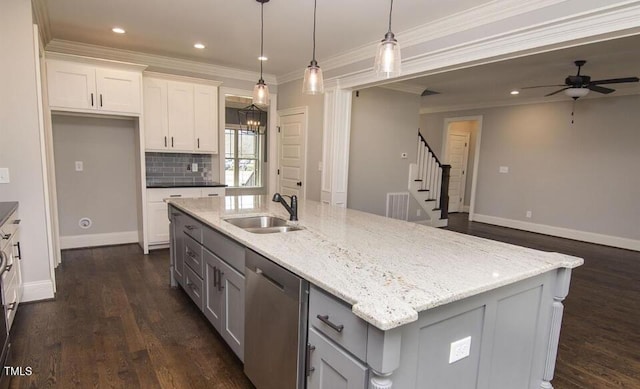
[348,87,425,221]
[52,115,139,236]
[0,0,54,294]
[276,78,324,201]
[421,95,640,240]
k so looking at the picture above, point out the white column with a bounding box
[321,87,352,207]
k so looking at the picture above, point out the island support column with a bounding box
[366,326,403,389]
[540,268,572,389]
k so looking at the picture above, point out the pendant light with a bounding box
[302,0,324,95]
[374,0,401,79]
[253,0,270,106]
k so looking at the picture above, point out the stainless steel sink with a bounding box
[224,216,303,234]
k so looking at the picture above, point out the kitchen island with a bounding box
[167,195,582,389]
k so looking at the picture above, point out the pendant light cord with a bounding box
[260,1,264,80]
[312,0,317,62]
[388,0,394,32]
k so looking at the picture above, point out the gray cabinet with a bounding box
[169,208,185,286]
[203,247,245,361]
[307,327,368,389]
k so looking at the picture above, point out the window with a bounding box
[225,126,262,187]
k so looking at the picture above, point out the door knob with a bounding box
[296,181,302,187]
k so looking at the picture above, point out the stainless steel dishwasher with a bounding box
[244,249,309,389]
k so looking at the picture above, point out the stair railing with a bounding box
[416,131,451,219]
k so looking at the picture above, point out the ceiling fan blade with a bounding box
[545,87,570,97]
[520,84,566,89]
[588,85,615,94]
[590,77,639,85]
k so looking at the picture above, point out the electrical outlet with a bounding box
[75,161,83,172]
[499,166,509,173]
[191,163,198,172]
[449,336,471,364]
[526,211,532,218]
[0,168,9,184]
[401,152,408,159]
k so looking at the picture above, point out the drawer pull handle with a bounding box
[8,302,16,311]
[217,269,224,292]
[14,242,21,260]
[13,220,20,225]
[185,225,196,230]
[306,344,316,376]
[169,194,182,198]
[317,315,344,333]
[207,194,218,197]
[5,264,12,272]
[1,233,10,240]
[186,250,196,260]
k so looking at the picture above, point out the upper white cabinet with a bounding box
[143,73,220,154]
[46,55,144,115]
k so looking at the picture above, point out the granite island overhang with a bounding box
[166,195,583,388]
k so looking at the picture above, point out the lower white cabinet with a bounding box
[1,209,22,331]
[203,248,245,361]
[147,187,225,246]
[307,327,368,389]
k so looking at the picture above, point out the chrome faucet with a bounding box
[272,193,298,221]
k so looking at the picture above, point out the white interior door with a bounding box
[445,131,470,213]
[278,112,306,198]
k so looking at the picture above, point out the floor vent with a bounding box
[386,192,410,221]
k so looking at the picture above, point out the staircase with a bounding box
[408,132,451,228]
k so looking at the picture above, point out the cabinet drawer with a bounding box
[203,227,244,274]
[183,265,204,310]
[0,211,19,250]
[201,187,225,197]
[184,235,204,278]
[147,188,202,202]
[309,286,368,361]
[183,216,203,243]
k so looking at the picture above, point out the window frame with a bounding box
[224,124,264,189]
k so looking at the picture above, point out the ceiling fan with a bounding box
[521,60,639,99]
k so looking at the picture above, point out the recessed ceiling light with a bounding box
[194,43,205,49]
[258,56,268,61]
[112,27,126,34]
[510,90,520,95]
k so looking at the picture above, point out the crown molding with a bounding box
[143,71,222,86]
[419,89,640,114]
[377,83,425,95]
[334,1,640,91]
[46,51,148,72]
[276,0,567,84]
[45,39,277,85]
[31,0,52,45]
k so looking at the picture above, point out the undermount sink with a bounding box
[224,216,303,234]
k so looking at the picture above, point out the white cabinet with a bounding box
[1,210,22,331]
[143,74,220,153]
[194,85,219,153]
[146,187,225,246]
[46,58,142,115]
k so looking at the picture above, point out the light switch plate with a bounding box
[0,168,9,184]
[499,166,509,173]
[449,336,472,364]
[75,161,83,172]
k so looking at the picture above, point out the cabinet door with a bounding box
[307,327,368,389]
[11,228,22,302]
[46,60,96,110]
[172,212,185,285]
[147,202,170,244]
[219,258,245,361]
[203,249,223,332]
[193,85,218,153]
[96,68,141,114]
[143,78,169,150]
[167,81,195,151]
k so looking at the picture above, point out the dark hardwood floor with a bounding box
[9,245,253,389]
[7,215,639,388]
[446,213,640,388]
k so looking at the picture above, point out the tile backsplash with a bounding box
[145,152,214,186]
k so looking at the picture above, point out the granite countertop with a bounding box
[0,202,18,227]
[167,196,583,331]
[147,182,226,189]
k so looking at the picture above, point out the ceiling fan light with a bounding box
[564,87,589,98]
[374,32,401,79]
[303,61,324,95]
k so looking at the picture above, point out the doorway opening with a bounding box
[442,116,482,221]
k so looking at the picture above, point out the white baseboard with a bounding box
[473,214,640,252]
[462,205,470,213]
[60,231,139,249]
[22,280,55,302]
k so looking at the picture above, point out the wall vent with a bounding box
[386,192,410,221]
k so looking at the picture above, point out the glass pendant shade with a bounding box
[564,87,589,98]
[302,61,324,95]
[374,32,401,79]
[253,79,269,106]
